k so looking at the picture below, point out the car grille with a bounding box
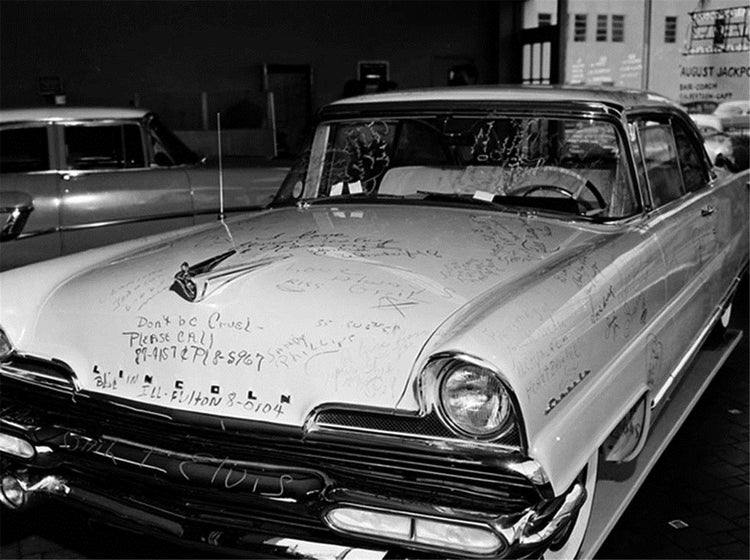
[2,373,540,530]
[315,407,522,447]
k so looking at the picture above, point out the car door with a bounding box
[0,123,62,270]
[630,111,717,407]
[57,119,194,255]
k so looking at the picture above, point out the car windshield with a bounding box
[273,112,639,219]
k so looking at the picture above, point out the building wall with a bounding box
[0,1,506,120]
[651,0,749,105]
[523,0,749,104]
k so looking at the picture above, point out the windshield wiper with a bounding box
[416,190,600,219]
[415,190,516,212]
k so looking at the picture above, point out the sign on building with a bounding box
[679,6,749,105]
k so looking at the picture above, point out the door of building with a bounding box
[263,64,313,158]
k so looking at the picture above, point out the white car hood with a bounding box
[4,204,591,426]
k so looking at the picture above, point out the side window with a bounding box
[0,126,50,173]
[634,118,685,208]
[63,123,145,170]
[672,119,708,193]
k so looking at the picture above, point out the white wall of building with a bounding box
[523,0,749,104]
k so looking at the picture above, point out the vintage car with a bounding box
[712,99,750,136]
[0,107,287,270]
[0,86,747,559]
[699,130,750,172]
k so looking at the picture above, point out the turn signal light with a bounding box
[325,506,504,555]
[0,433,35,459]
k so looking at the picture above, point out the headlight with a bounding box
[0,327,14,361]
[438,361,511,438]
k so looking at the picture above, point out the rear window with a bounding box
[0,126,50,173]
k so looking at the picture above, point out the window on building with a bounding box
[574,14,587,41]
[596,14,608,41]
[612,15,625,42]
[538,13,552,27]
[665,16,677,43]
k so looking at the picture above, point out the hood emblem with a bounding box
[170,250,290,303]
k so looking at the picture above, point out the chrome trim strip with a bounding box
[12,207,267,241]
[652,263,747,408]
[0,363,80,393]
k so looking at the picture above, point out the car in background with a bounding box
[701,130,750,172]
[713,99,750,136]
[690,101,750,172]
[0,87,747,559]
[690,112,724,136]
[0,107,288,270]
[682,100,718,115]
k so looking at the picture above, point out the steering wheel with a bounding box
[511,166,607,211]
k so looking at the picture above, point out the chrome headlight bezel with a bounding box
[423,353,520,442]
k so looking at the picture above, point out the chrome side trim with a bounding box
[652,262,747,408]
[12,207,269,241]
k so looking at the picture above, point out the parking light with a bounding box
[325,506,504,556]
[0,433,35,459]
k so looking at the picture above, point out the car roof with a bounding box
[0,106,150,124]
[714,100,750,115]
[328,84,680,114]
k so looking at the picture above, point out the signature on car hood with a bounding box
[22,204,594,425]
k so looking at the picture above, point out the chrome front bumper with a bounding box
[0,458,586,559]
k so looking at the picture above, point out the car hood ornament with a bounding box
[170,250,289,303]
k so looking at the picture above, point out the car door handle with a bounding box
[701,206,715,217]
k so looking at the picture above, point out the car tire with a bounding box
[543,451,598,560]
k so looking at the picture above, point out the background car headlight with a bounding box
[439,362,511,438]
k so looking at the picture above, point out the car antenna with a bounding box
[217,111,225,222]
[217,112,237,250]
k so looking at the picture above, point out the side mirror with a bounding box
[0,191,34,242]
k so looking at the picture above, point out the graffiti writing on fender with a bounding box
[646,333,663,387]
